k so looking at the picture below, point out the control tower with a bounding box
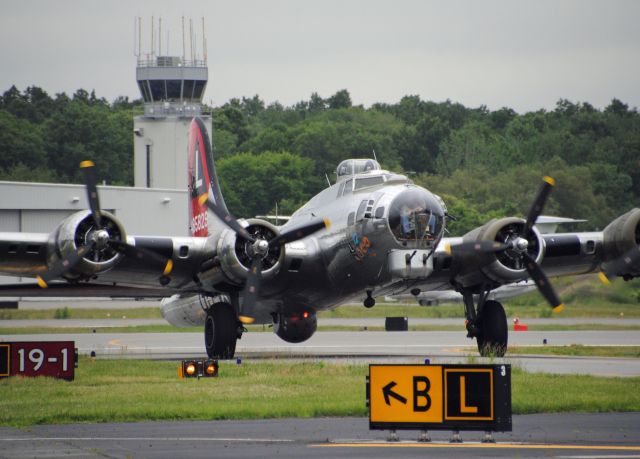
[133,17,213,190]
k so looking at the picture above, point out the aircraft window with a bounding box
[354,176,384,190]
[179,245,189,258]
[364,200,374,219]
[337,181,345,197]
[336,160,352,177]
[347,212,355,226]
[374,206,385,218]
[343,179,353,195]
[388,189,444,244]
[356,200,368,222]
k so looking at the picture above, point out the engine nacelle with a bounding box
[456,217,545,286]
[160,294,216,327]
[602,208,640,275]
[217,218,284,284]
[51,210,126,279]
[274,311,317,343]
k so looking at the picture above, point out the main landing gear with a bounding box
[462,291,508,357]
[204,301,243,359]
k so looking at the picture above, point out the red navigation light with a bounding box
[303,311,309,319]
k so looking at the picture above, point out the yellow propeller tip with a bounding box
[552,303,565,313]
[543,176,556,186]
[444,242,452,255]
[79,160,95,169]
[163,259,174,276]
[36,276,48,289]
[323,217,331,229]
[238,315,255,324]
[198,194,208,206]
[598,271,611,285]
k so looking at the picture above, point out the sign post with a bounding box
[367,364,511,433]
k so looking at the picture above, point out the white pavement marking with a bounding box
[0,437,293,443]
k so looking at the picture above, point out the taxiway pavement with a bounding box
[1,413,639,458]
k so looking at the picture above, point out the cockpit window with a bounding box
[388,188,444,246]
[354,176,384,190]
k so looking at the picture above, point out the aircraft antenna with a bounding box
[325,173,331,187]
[275,202,279,226]
[158,17,162,56]
[372,149,378,162]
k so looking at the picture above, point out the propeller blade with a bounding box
[239,257,262,324]
[522,252,564,312]
[444,240,509,256]
[36,241,96,288]
[199,195,255,242]
[524,176,555,235]
[80,160,102,228]
[268,218,330,248]
[110,240,173,276]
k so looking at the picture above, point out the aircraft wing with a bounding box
[433,207,640,312]
[0,281,180,298]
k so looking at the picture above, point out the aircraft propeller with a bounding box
[36,161,173,288]
[200,194,329,322]
[446,176,564,312]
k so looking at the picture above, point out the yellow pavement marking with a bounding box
[310,442,640,451]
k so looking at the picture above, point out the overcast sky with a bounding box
[1,0,639,113]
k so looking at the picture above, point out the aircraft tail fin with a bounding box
[187,117,229,237]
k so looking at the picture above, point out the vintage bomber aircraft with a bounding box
[0,117,639,358]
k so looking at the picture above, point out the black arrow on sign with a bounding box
[382,381,408,406]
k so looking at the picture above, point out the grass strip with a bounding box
[0,307,162,320]
[509,345,640,358]
[1,359,639,427]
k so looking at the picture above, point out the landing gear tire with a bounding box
[204,303,238,359]
[476,300,508,357]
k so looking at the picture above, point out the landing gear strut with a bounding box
[204,302,242,359]
[462,291,508,357]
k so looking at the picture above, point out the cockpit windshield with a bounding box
[388,188,445,246]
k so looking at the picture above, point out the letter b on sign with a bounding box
[413,376,432,412]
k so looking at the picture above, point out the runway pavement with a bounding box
[1,413,639,458]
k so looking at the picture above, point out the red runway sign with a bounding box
[0,341,77,381]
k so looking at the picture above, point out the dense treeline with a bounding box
[1,85,638,234]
